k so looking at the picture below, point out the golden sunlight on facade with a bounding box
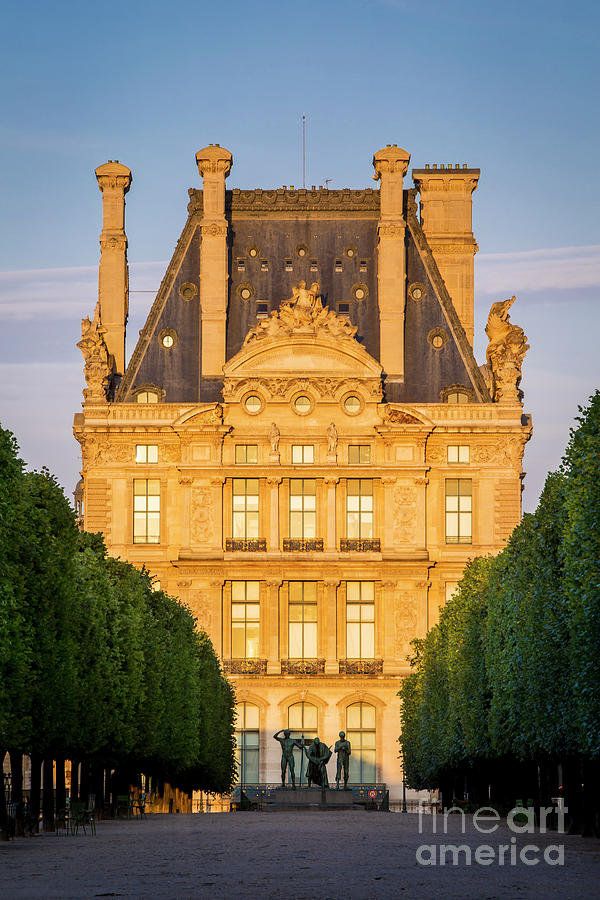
[73,145,531,801]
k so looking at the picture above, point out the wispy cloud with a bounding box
[476,245,600,296]
[0,262,166,321]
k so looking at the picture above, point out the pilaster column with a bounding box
[178,477,192,551]
[414,476,428,552]
[267,476,282,551]
[381,580,398,672]
[324,579,340,675]
[95,161,132,375]
[210,477,225,551]
[195,145,233,384]
[381,476,397,552]
[266,579,282,674]
[324,477,339,551]
[373,145,411,381]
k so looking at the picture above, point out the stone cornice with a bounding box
[187,187,380,216]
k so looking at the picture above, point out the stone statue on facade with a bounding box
[269,422,280,453]
[305,737,332,789]
[485,296,529,404]
[273,729,303,789]
[334,731,351,789]
[243,282,357,345]
[77,304,113,403]
[327,422,338,454]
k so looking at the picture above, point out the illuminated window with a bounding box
[291,445,314,464]
[446,391,470,404]
[289,479,316,539]
[136,444,158,464]
[231,581,260,658]
[448,445,469,464]
[348,445,371,465]
[136,391,158,403]
[133,479,160,544]
[346,479,373,539]
[346,582,375,659]
[235,445,258,464]
[346,702,376,784]
[235,702,259,785]
[445,479,472,544]
[232,478,259,539]
[288,582,317,659]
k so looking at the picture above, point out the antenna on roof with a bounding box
[324,178,332,189]
[302,114,306,189]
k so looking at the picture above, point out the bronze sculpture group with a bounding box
[274,729,351,790]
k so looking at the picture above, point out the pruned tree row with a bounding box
[0,427,236,836]
[400,391,600,834]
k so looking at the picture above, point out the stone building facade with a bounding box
[73,145,531,800]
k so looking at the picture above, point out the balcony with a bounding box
[339,539,381,552]
[223,659,267,675]
[282,538,324,552]
[281,658,326,676]
[339,658,383,675]
[226,538,267,552]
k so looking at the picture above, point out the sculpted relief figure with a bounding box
[269,422,280,453]
[485,296,529,403]
[243,282,357,345]
[77,304,112,403]
[327,422,338,454]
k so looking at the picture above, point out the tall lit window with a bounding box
[445,479,472,544]
[133,479,160,544]
[136,444,158,463]
[289,479,316,539]
[288,582,317,658]
[235,702,259,784]
[346,479,373,538]
[346,702,376,784]
[288,701,317,785]
[292,445,314,464]
[232,478,259,539]
[346,582,375,659]
[231,582,260,658]
[235,445,258,464]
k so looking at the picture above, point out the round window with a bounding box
[294,395,312,414]
[162,334,174,348]
[241,288,252,300]
[244,395,262,414]
[412,287,423,300]
[248,246,259,258]
[432,335,443,349]
[355,288,365,300]
[343,395,361,415]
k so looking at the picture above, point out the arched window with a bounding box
[446,390,469,404]
[136,390,159,403]
[288,701,318,786]
[346,702,376,784]
[235,703,259,785]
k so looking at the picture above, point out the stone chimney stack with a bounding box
[373,144,411,382]
[195,144,233,390]
[412,164,480,345]
[95,160,132,376]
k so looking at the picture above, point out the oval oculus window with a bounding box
[294,395,312,414]
[343,395,361,414]
[244,395,262,413]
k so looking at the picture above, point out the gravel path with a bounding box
[1,811,599,899]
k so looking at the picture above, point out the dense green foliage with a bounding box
[0,426,236,803]
[399,391,600,808]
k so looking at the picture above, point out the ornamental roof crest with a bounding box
[243,282,358,347]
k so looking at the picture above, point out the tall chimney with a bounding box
[95,161,132,375]
[412,165,480,345]
[373,144,411,382]
[195,144,233,388]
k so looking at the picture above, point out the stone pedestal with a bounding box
[271,787,354,808]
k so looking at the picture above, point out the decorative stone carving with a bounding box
[394,593,418,658]
[161,444,181,463]
[393,483,417,544]
[327,422,338,454]
[81,434,131,467]
[77,305,112,403]
[189,589,213,632]
[184,405,223,426]
[485,296,529,403]
[224,659,267,675]
[243,281,358,346]
[281,659,325,676]
[380,407,422,425]
[339,659,383,675]
[190,486,215,545]
[269,422,280,453]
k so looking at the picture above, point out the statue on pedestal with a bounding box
[327,422,338,454]
[485,296,529,404]
[305,737,332,789]
[269,422,280,453]
[334,731,351,789]
[273,729,303,789]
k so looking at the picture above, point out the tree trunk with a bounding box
[0,749,8,841]
[70,759,79,802]
[29,752,42,832]
[55,757,66,815]
[8,750,24,837]
[42,758,55,831]
[91,760,104,813]
[80,759,90,806]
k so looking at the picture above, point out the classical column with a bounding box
[195,144,233,387]
[373,144,411,381]
[95,161,132,376]
[414,476,428,553]
[412,165,480,345]
[381,581,397,672]
[324,579,340,675]
[266,579,282,674]
[267,477,281,551]
[324,477,338,552]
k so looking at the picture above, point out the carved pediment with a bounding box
[174,404,223,427]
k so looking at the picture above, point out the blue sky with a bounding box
[0,0,598,511]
